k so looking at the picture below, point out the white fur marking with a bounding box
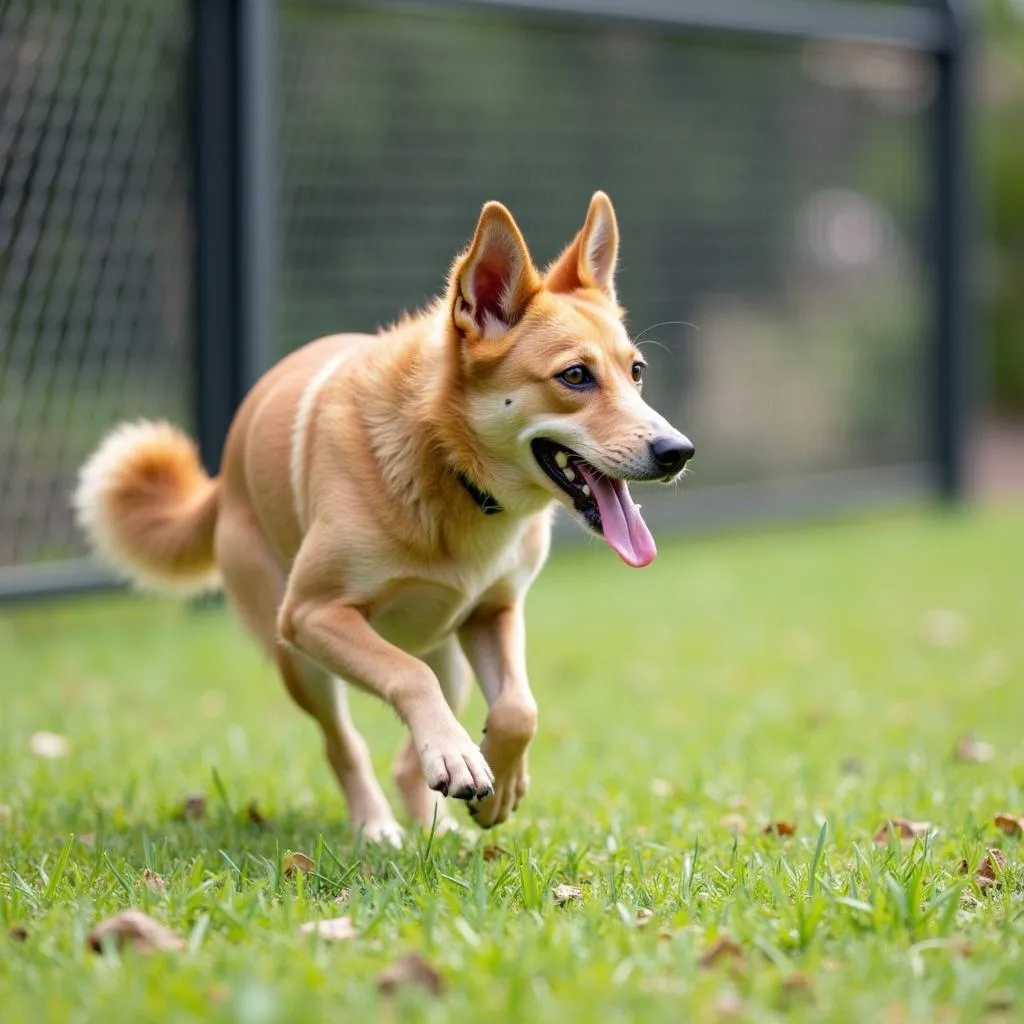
[291,353,345,529]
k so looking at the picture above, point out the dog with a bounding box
[73,192,694,844]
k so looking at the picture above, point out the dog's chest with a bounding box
[367,580,478,655]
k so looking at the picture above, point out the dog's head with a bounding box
[445,192,693,568]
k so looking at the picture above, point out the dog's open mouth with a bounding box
[531,439,657,568]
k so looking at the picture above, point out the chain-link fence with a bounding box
[0,0,193,590]
[0,0,970,600]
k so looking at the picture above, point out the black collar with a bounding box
[457,471,504,515]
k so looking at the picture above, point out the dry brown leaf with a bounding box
[699,937,745,969]
[781,971,814,993]
[954,737,995,764]
[481,844,508,862]
[552,883,583,906]
[873,818,932,845]
[994,813,1024,836]
[9,925,28,942]
[762,820,797,837]
[719,813,747,835]
[246,800,269,828]
[958,848,1006,889]
[986,988,1015,1012]
[377,952,445,996]
[299,917,358,942]
[141,868,167,894]
[179,795,206,821]
[283,850,315,876]
[86,910,185,954]
[29,731,69,759]
[636,908,654,927]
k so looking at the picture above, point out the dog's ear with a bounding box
[544,191,619,302]
[451,202,540,339]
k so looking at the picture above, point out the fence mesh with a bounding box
[278,2,935,498]
[0,0,193,569]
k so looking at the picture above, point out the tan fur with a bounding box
[73,421,220,594]
[75,192,691,843]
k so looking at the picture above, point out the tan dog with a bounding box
[74,192,693,843]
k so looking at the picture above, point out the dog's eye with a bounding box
[631,362,645,386]
[557,365,594,389]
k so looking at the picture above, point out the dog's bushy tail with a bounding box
[73,420,221,595]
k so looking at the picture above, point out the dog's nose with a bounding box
[649,435,695,474]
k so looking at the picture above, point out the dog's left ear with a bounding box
[451,202,540,339]
[545,191,619,302]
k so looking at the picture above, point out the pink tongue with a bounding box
[577,464,657,568]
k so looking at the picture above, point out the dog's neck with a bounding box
[359,312,529,554]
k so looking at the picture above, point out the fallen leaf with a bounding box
[283,850,315,876]
[141,868,167,894]
[994,813,1024,836]
[987,988,1015,1012]
[552,884,583,906]
[481,844,508,862]
[954,737,995,764]
[636,908,654,927]
[9,925,28,942]
[332,888,351,906]
[179,795,206,821]
[650,778,673,798]
[86,910,185,954]
[719,813,747,835]
[377,952,445,996]
[781,971,814,993]
[762,820,797,837]
[29,731,69,759]
[920,608,967,648]
[699,937,745,969]
[299,917,358,942]
[958,848,1006,889]
[873,818,932,845]
[246,800,269,827]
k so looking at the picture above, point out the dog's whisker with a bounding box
[632,320,701,344]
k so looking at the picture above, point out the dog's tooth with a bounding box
[582,484,591,497]
[554,451,568,469]
[563,468,575,483]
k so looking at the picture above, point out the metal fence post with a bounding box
[931,0,972,502]
[191,0,276,477]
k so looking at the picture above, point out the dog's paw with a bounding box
[418,726,495,802]
[356,816,405,848]
[467,755,529,829]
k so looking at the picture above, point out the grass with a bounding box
[1,506,1023,1022]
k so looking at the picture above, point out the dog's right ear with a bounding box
[451,203,540,340]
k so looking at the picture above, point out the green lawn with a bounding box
[2,507,1023,1022]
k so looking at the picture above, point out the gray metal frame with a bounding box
[0,0,972,604]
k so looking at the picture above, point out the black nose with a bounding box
[649,435,695,474]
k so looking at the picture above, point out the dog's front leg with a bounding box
[278,593,494,802]
[458,604,538,828]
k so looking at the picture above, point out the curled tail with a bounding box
[73,421,221,595]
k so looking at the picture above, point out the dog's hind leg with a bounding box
[392,638,472,832]
[215,508,402,846]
